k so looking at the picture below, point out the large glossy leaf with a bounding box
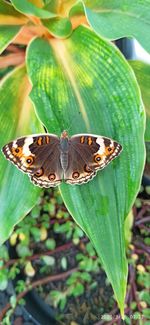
[0,65,43,245]
[0,0,28,24]
[0,25,21,54]
[0,0,27,54]
[42,17,72,38]
[26,26,145,314]
[82,0,150,53]
[11,0,57,18]
[44,0,77,15]
[129,60,150,142]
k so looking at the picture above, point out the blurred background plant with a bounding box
[0,186,150,324]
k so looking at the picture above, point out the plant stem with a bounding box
[0,238,88,271]
[135,216,150,225]
[134,241,150,254]
[0,53,25,68]
[136,205,150,220]
[0,267,77,321]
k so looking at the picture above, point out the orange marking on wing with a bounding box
[25,155,34,166]
[87,137,93,145]
[80,136,85,144]
[94,154,102,163]
[105,146,114,155]
[11,146,23,157]
[94,153,107,164]
[37,137,43,145]
[45,136,50,144]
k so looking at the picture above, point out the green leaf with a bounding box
[66,272,81,285]
[0,0,27,54]
[79,257,94,271]
[129,60,150,141]
[69,1,85,17]
[45,238,56,250]
[138,273,150,289]
[0,25,22,54]
[139,291,150,305]
[43,0,59,13]
[59,296,67,311]
[10,295,17,308]
[16,243,32,257]
[30,227,41,241]
[0,272,8,291]
[42,255,55,266]
[0,245,9,260]
[42,17,72,38]
[0,0,28,24]
[0,66,43,245]
[44,0,77,15]
[83,0,150,53]
[124,210,133,248]
[11,0,57,19]
[26,26,145,316]
[80,271,92,282]
[61,256,67,270]
[72,282,84,296]
[85,242,96,256]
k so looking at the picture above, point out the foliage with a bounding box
[0,0,149,317]
[82,0,150,53]
[0,188,149,324]
[129,61,150,141]
[0,189,103,321]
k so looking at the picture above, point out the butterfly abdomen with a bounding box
[60,152,68,171]
[60,137,69,171]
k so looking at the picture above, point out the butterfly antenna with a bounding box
[43,125,48,133]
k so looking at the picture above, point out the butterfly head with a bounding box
[61,130,68,139]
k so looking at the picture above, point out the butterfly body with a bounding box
[2,131,122,188]
[60,131,69,171]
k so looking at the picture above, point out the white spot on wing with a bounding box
[109,140,113,148]
[21,166,26,171]
[22,137,33,156]
[96,137,105,154]
[12,141,17,148]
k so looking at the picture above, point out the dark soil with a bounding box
[0,179,149,325]
[33,246,114,324]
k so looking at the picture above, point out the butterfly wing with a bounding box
[2,134,63,188]
[64,134,122,185]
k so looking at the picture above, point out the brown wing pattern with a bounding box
[64,134,122,184]
[2,134,63,188]
[2,133,122,187]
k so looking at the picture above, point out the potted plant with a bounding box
[0,0,150,322]
[0,186,150,324]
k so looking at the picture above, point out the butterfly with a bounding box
[2,131,122,188]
